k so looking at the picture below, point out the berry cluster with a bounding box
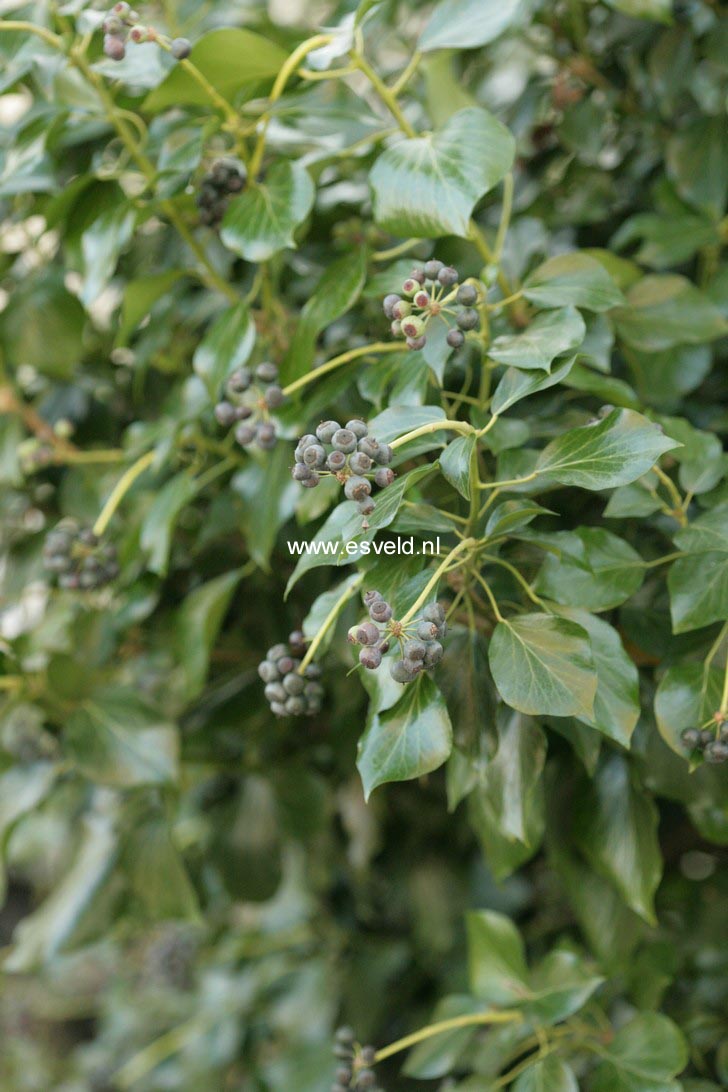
[383,259,480,351]
[349,594,447,683]
[197,160,245,227]
[214,362,283,450]
[332,1027,382,1092]
[681,719,728,764]
[292,421,394,525]
[43,520,119,590]
[102,3,191,61]
[258,634,324,717]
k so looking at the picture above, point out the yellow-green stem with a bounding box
[0,20,62,49]
[249,34,334,177]
[282,342,401,397]
[351,51,417,138]
[400,539,475,626]
[472,570,505,623]
[374,1009,522,1064]
[298,574,364,674]
[93,451,155,537]
[494,173,514,261]
[372,238,422,262]
[390,418,474,451]
[390,51,422,97]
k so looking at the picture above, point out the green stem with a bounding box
[400,539,476,626]
[374,1009,522,1064]
[115,1015,211,1088]
[282,342,401,397]
[390,418,474,451]
[372,237,422,262]
[298,574,364,674]
[351,51,417,138]
[390,51,422,96]
[0,20,62,49]
[93,451,155,537]
[494,173,514,261]
[481,554,548,609]
[249,34,334,177]
[478,470,539,491]
[721,655,728,716]
[472,570,505,623]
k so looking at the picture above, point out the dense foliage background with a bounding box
[1,0,727,1089]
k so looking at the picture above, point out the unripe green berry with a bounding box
[402,277,419,296]
[392,299,412,320]
[413,289,430,309]
[401,315,425,339]
[383,293,400,318]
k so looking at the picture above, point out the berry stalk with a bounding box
[399,538,476,627]
[93,450,156,537]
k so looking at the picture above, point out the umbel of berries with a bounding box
[214,361,284,450]
[383,259,480,351]
[291,420,395,526]
[349,594,447,684]
[258,636,324,718]
[331,1027,383,1092]
[681,716,728,765]
[43,520,119,591]
[197,159,245,227]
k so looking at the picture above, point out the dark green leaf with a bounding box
[524,252,624,311]
[488,307,586,371]
[221,162,315,261]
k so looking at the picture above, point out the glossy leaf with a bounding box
[524,252,624,311]
[591,1013,688,1092]
[488,307,586,371]
[418,0,525,51]
[221,162,315,261]
[370,107,515,237]
[534,527,644,611]
[193,302,256,398]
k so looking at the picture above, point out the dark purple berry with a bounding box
[457,283,478,306]
[374,467,394,488]
[437,265,459,286]
[171,36,191,59]
[446,328,465,348]
[359,647,382,670]
[457,307,479,331]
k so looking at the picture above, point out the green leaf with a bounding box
[668,554,728,633]
[561,609,640,748]
[65,688,178,787]
[124,817,200,921]
[440,433,475,499]
[175,570,243,700]
[524,252,624,311]
[490,356,576,415]
[144,29,286,111]
[436,626,495,759]
[573,754,662,923]
[117,270,185,346]
[489,614,597,718]
[221,162,315,261]
[614,274,728,351]
[357,674,452,799]
[526,949,604,1024]
[667,117,728,218]
[234,442,299,570]
[655,663,723,757]
[370,107,515,238]
[488,307,586,371]
[193,302,256,398]
[535,408,680,490]
[466,909,529,1006]
[604,0,673,21]
[591,1013,688,1092]
[534,527,644,611]
[0,762,57,904]
[485,499,554,538]
[418,0,525,51]
[673,502,728,555]
[513,1058,578,1092]
[79,204,135,307]
[281,249,368,384]
[5,813,119,971]
[140,472,199,576]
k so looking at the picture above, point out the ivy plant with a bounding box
[0,0,727,1089]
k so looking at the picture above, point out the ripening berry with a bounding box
[438,265,459,286]
[457,308,479,330]
[256,361,278,383]
[129,24,148,42]
[301,472,320,488]
[374,467,394,488]
[327,450,347,472]
[413,289,430,309]
[402,277,419,296]
[360,647,382,670]
[103,15,123,33]
[392,299,412,321]
[391,658,418,683]
[344,475,372,502]
[383,293,401,318]
[356,622,381,646]
[680,728,701,749]
[409,267,426,284]
[358,496,375,516]
[113,1,131,14]
[316,420,341,443]
[302,444,327,468]
[265,384,284,408]
[349,451,373,475]
[228,367,251,392]
[404,640,427,662]
[331,428,357,454]
[704,739,728,763]
[401,315,425,339]
[457,283,478,306]
[214,401,237,427]
[369,598,392,623]
[391,319,403,338]
[373,443,393,465]
[424,640,444,668]
[407,335,427,350]
[446,328,465,349]
[346,419,369,439]
[235,423,256,446]
[171,36,191,59]
[103,34,126,60]
[424,259,444,281]
[423,603,446,625]
[256,422,277,449]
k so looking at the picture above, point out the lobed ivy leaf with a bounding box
[370,107,515,238]
[654,663,723,757]
[533,527,645,611]
[221,162,315,261]
[490,355,576,415]
[440,433,475,499]
[488,307,586,371]
[193,301,255,398]
[489,613,597,719]
[535,408,680,490]
[513,1058,578,1092]
[418,0,526,51]
[523,252,624,311]
[357,674,452,798]
[591,1013,688,1092]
